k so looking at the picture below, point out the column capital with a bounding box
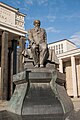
[2,30,9,35]
[19,36,26,40]
[71,55,75,58]
[59,58,62,60]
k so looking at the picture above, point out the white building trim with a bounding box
[71,56,78,98]
[59,59,63,73]
[48,40,80,98]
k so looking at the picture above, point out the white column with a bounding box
[59,59,63,73]
[71,56,77,98]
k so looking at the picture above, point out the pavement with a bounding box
[64,98,80,120]
[0,100,7,111]
[0,98,80,111]
[71,98,80,111]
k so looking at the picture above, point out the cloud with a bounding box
[10,0,33,10]
[9,0,20,7]
[26,16,42,21]
[24,0,48,6]
[26,15,56,23]
[62,13,80,21]
[46,15,56,22]
[37,0,48,5]
[15,0,21,5]
[46,27,60,33]
[24,0,33,5]
[69,32,80,47]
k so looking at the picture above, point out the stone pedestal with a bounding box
[7,68,74,118]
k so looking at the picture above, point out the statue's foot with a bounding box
[35,64,39,68]
[40,64,44,68]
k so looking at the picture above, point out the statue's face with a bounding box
[34,22,40,27]
[34,20,40,27]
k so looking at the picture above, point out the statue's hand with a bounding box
[35,44,39,48]
[28,44,31,49]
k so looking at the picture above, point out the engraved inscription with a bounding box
[0,6,15,25]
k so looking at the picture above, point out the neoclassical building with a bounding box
[0,2,79,100]
[48,39,80,98]
[0,2,27,100]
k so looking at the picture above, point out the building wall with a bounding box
[48,40,65,54]
[66,40,77,51]
[0,5,15,26]
[0,67,1,98]
[76,58,80,96]
[64,58,80,97]
[48,39,77,55]
[64,61,73,96]
[0,2,26,100]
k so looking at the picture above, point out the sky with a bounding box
[0,0,80,47]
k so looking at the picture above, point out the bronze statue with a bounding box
[27,20,48,67]
[22,20,59,68]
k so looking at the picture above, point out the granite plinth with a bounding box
[24,59,58,70]
[7,69,74,118]
[0,110,68,120]
[1,110,80,120]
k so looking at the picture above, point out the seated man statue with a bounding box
[22,20,59,68]
[24,20,48,68]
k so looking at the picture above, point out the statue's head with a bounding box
[33,20,41,27]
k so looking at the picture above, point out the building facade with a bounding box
[0,2,27,100]
[0,2,79,100]
[48,39,80,98]
[48,39,77,55]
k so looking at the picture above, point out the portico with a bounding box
[0,2,27,100]
[57,48,80,98]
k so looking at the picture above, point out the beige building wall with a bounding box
[76,58,80,96]
[57,48,80,98]
[65,61,73,96]
[0,2,27,100]
[64,58,80,97]
[48,39,77,55]
[66,40,77,51]
[48,39,80,98]
[0,67,1,97]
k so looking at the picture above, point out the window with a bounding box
[56,45,58,50]
[61,44,63,49]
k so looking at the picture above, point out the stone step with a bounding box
[13,71,52,84]
[13,70,65,85]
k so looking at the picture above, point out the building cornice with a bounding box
[0,23,27,36]
[48,39,76,46]
[57,48,80,59]
[0,2,26,16]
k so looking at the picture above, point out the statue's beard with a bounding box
[35,27,40,31]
